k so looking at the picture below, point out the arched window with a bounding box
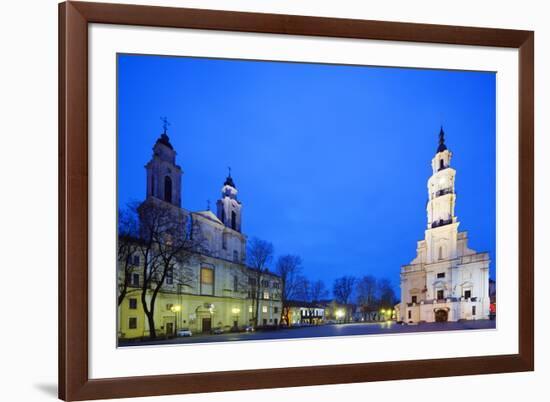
[439,159,445,170]
[438,246,443,260]
[231,211,237,230]
[164,176,172,203]
[151,176,155,197]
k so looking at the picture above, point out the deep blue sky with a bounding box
[118,54,496,297]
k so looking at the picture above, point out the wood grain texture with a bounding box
[58,1,534,400]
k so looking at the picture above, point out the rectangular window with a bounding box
[233,250,239,262]
[129,298,137,309]
[437,272,445,278]
[274,307,279,314]
[263,291,269,300]
[411,296,417,304]
[132,255,140,265]
[408,311,412,319]
[200,267,214,295]
[437,290,444,300]
[464,290,472,299]
[248,306,253,313]
[222,234,227,250]
[131,273,139,287]
[472,306,476,316]
[261,280,269,288]
[128,317,137,329]
[166,303,173,311]
[272,282,280,289]
[231,211,237,230]
[233,275,239,292]
[248,277,256,286]
[262,306,268,313]
[166,267,173,285]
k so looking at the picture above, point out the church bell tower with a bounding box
[425,127,459,263]
[144,119,183,208]
[216,168,242,232]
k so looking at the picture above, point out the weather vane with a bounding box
[206,199,211,210]
[227,166,232,177]
[160,116,170,134]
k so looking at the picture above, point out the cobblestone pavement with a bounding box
[119,319,496,347]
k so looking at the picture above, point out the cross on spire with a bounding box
[207,199,211,211]
[160,116,170,134]
[437,125,448,153]
[228,166,232,177]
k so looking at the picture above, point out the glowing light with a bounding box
[170,305,181,313]
[231,307,241,315]
[335,309,345,319]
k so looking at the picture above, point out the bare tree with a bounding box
[246,237,274,327]
[333,276,356,322]
[293,275,311,302]
[275,254,303,324]
[309,279,328,303]
[117,207,139,306]
[356,275,378,320]
[377,278,397,310]
[130,201,204,339]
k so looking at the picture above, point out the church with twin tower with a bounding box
[118,126,282,340]
[398,128,491,323]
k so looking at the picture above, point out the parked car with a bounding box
[177,328,192,337]
[212,327,224,335]
[244,326,255,332]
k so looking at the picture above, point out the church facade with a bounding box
[118,130,282,340]
[398,129,491,324]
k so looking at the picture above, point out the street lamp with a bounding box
[231,307,241,329]
[170,304,181,335]
[335,309,345,322]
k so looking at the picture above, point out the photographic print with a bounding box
[116,54,496,347]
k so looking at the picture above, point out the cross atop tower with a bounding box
[160,116,170,134]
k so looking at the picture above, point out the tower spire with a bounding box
[437,126,447,153]
[224,166,236,188]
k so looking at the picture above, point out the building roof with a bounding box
[224,174,236,189]
[437,126,448,153]
[285,300,325,308]
[155,133,174,150]
[193,210,223,224]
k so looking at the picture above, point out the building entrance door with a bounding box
[166,322,174,336]
[202,317,212,333]
[435,309,448,322]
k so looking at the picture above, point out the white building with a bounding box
[398,128,491,324]
[119,129,282,339]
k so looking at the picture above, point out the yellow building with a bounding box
[117,130,282,340]
[118,254,282,339]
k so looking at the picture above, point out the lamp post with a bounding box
[335,309,345,323]
[231,307,240,330]
[170,304,181,335]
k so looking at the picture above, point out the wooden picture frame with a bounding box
[59,1,534,400]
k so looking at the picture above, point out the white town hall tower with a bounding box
[398,128,491,323]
